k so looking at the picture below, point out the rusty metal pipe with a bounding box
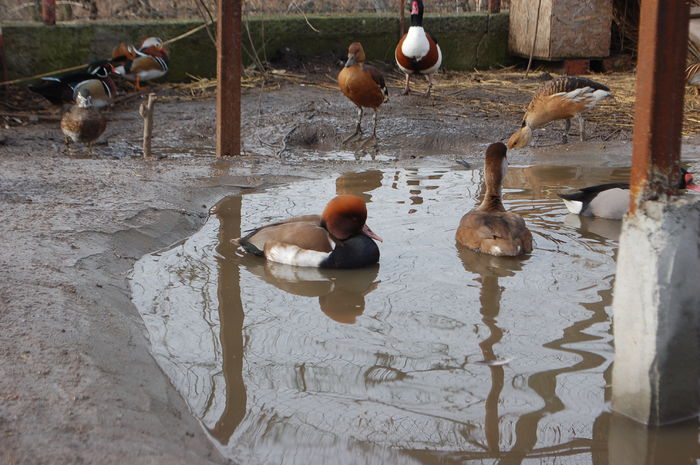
[41,0,56,25]
[216,0,242,157]
[629,1,690,213]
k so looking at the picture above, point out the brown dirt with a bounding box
[0,69,695,464]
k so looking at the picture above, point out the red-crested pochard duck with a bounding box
[558,169,700,220]
[456,142,533,256]
[507,77,612,149]
[60,88,107,154]
[395,0,442,96]
[233,195,383,268]
[113,37,169,90]
[338,42,389,143]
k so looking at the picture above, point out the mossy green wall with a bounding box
[2,14,511,82]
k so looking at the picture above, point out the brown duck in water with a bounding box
[456,143,533,256]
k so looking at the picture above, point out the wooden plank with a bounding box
[216,0,242,158]
[509,0,611,60]
[629,0,690,212]
[41,0,56,25]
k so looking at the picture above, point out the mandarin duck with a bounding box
[28,60,116,108]
[113,37,169,90]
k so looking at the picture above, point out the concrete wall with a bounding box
[1,13,511,82]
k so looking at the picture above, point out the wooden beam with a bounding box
[399,0,405,38]
[41,0,56,25]
[216,0,242,158]
[489,0,501,13]
[629,0,690,213]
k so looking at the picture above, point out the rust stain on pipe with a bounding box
[629,1,689,213]
[216,0,242,157]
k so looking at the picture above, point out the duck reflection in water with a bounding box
[457,246,523,454]
[239,254,380,324]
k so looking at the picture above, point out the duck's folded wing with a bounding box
[239,221,332,256]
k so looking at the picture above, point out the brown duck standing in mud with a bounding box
[507,77,613,148]
[337,42,389,143]
[60,88,107,154]
[456,143,533,257]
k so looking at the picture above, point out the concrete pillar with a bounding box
[608,413,699,465]
[611,198,700,424]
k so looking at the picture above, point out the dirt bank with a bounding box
[0,70,693,464]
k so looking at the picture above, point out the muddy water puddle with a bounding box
[130,164,698,465]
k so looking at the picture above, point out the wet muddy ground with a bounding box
[2,71,700,464]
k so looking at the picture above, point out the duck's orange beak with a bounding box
[362,224,383,242]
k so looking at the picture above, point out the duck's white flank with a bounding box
[265,242,331,268]
[562,199,584,215]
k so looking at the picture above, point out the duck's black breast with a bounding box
[321,234,380,269]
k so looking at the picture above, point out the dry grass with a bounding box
[165,67,700,137]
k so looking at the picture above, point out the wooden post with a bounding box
[139,93,157,159]
[628,0,689,213]
[216,0,242,157]
[488,0,501,13]
[0,28,8,87]
[399,0,405,38]
[41,0,56,25]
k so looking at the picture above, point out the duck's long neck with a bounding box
[477,190,505,212]
[410,13,423,28]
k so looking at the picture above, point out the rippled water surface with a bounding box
[130,164,700,465]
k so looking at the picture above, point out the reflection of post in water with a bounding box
[207,195,247,445]
[458,247,512,455]
[478,274,505,453]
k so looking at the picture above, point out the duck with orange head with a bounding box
[234,195,383,269]
[456,143,533,257]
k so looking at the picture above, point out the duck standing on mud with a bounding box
[28,60,116,109]
[338,42,389,143]
[507,76,613,148]
[395,0,443,96]
[113,37,169,90]
[60,88,107,155]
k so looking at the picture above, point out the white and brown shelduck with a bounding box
[395,0,442,96]
[455,142,533,257]
[507,76,613,149]
[338,42,389,143]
